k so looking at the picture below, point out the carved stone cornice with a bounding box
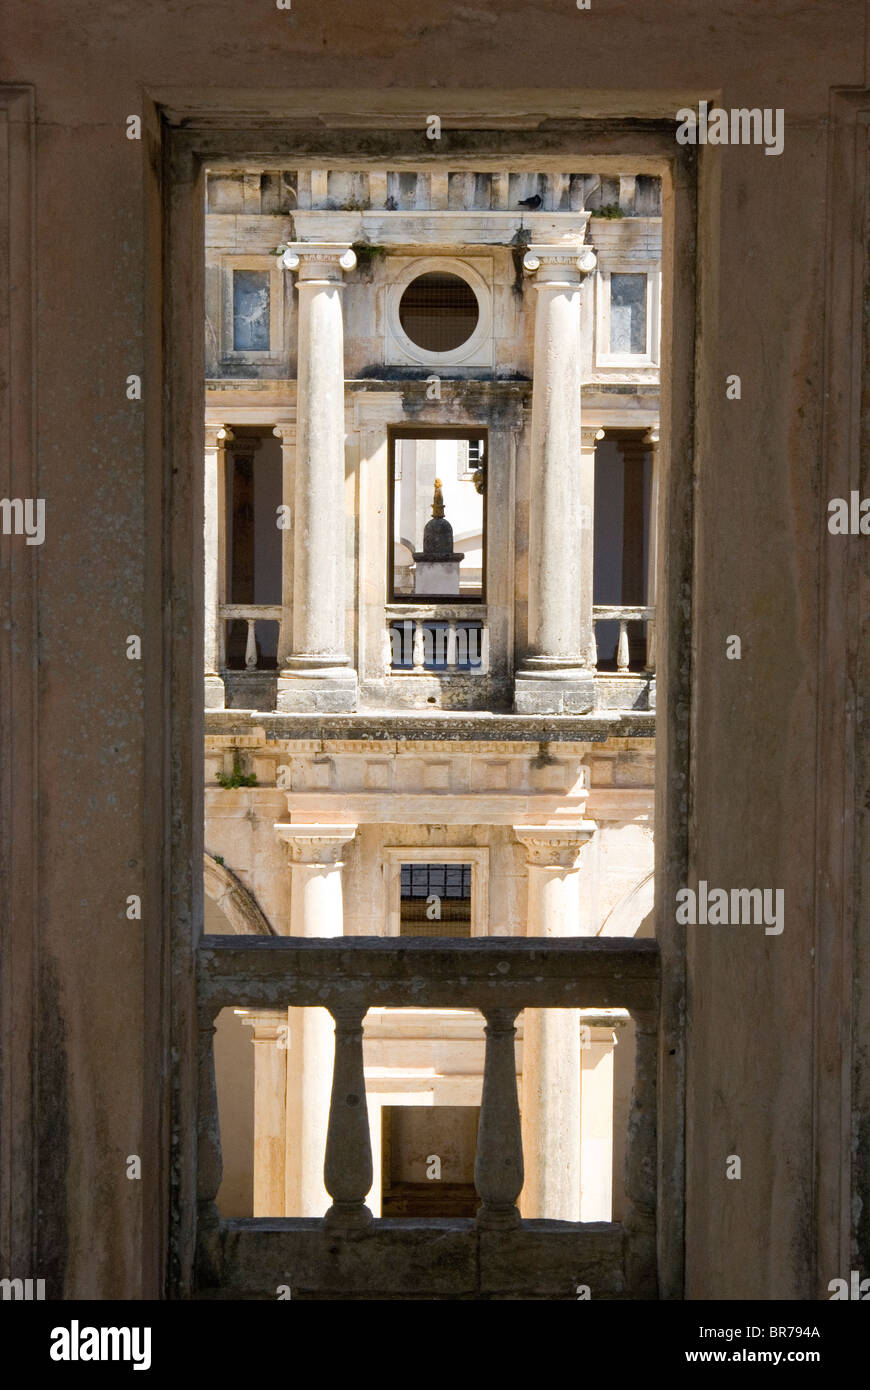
[274,822,358,865]
[513,822,597,868]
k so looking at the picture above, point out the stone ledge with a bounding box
[204,709,656,743]
[202,1218,628,1299]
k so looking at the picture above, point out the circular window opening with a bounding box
[398,272,480,353]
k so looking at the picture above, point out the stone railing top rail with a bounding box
[219,604,283,621]
[197,935,659,1015]
[593,606,655,622]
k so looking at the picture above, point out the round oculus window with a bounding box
[398,272,480,353]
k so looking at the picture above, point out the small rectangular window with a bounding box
[609,273,647,354]
[400,862,472,937]
[232,269,271,351]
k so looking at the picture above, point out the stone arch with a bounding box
[597,870,654,938]
[203,853,275,936]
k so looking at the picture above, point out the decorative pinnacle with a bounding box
[431,478,445,518]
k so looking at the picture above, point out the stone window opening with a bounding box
[222,426,282,670]
[399,861,473,937]
[389,427,487,603]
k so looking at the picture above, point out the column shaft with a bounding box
[275,824,357,1216]
[515,241,597,715]
[277,243,358,711]
[249,1011,288,1217]
[204,424,229,709]
[645,429,660,674]
[515,825,595,1220]
[273,424,295,668]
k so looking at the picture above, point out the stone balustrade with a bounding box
[385,610,489,675]
[219,603,283,669]
[592,605,655,673]
[195,935,659,1299]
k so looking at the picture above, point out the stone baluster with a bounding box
[617,619,630,672]
[446,620,457,670]
[323,1003,374,1228]
[204,424,232,709]
[276,242,358,712]
[412,620,425,672]
[624,1008,658,1298]
[475,1007,523,1228]
[514,239,597,715]
[197,1016,223,1219]
[244,618,258,669]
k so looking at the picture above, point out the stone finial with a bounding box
[415,478,464,563]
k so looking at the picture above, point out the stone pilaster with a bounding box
[274,823,358,1216]
[514,241,597,715]
[276,243,358,711]
[514,823,596,1220]
[204,424,231,709]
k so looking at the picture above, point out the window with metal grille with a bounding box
[398,272,480,352]
[400,862,472,937]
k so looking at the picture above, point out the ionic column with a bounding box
[204,424,231,709]
[274,823,358,1216]
[276,243,358,712]
[248,1010,288,1217]
[514,241,597,715]
[272,423,295,669]
[514,823,596,1220]
[644,426,660,676]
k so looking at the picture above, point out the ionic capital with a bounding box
[513,822,597,869]
[275,822,358,865]
[523,243,597,285]
[272,423,296,445]
[277,241,357,282]
[205,423,234,450]
[242,1010,288,1042]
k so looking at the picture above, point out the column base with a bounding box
[276,667,359,713]
[513,667,595,715]
[204,674,225,710]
